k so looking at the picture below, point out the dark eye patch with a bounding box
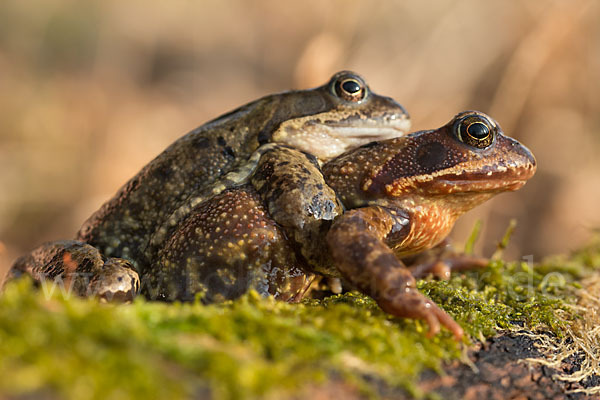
[416,142,447,173]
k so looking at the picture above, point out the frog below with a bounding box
[126,111,536,339]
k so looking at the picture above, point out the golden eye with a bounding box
[456,116,494,149]
[332,72,367,102]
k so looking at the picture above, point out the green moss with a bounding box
[421,259,573,339]
[1,235,598,399]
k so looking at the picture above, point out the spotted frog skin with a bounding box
[137,111,535,338]
[9,71,411,301]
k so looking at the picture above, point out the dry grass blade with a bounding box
[521,273,600,395]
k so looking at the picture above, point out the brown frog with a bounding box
[9,71,411,300]
[147,111,536,339]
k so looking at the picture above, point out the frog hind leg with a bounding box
[407,256,489,280]
[9,240,140,302]
[154,185,314,303]
[403,239,488,280]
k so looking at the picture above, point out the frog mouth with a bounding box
[419,137,537,195]
[276,116,411,161]
[426,163,537,194]
[326,115,412,140]
[328,126,409,140]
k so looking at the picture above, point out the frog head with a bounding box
[372,111,536,212]
[325,111,536,217]
[269,71,411,160]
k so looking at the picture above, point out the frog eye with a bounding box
[331,72,367,103]
[455,115,495,149]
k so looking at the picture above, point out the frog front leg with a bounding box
[250,145,344,278]
[9,240,140,301]
[326,206,463,340]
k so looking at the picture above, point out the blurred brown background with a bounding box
[1,0,599,280]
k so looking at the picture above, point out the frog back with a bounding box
[77,97,277,269]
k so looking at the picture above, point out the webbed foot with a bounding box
[88,258,140,302]
[405,239,489,280]
[10,240,140,301]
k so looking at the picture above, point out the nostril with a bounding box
[519,145,536,168]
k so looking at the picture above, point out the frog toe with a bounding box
[377,288,463,340]
[88,259,140,302]
[409,256,489,280]
[410,261,452,280]
[429,302,464,340]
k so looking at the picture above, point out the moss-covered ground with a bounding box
[1,233,599,400]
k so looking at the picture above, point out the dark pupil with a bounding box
[341,79,361,94]
[467,122,489,139]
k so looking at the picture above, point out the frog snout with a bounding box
[518,142,536,171]
[506,136,537,178]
